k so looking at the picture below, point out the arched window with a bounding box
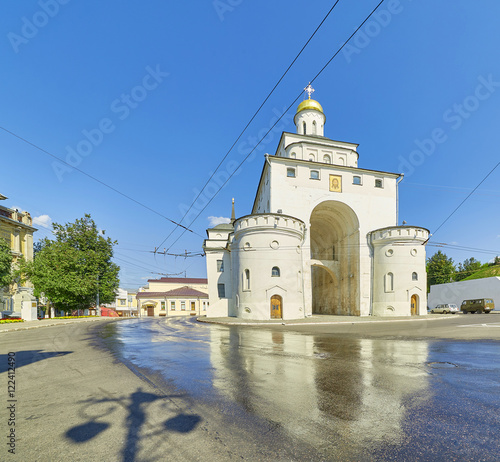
[244,269,250,290]
[385,272,394,292]
[303,122,307,134]
[271,266,280,277]
[308,154,315,162]
[412,272,418,281]
[323,154,331,164]
[290,152,296,159]
[332,245,336,261]
[312,120,317,135]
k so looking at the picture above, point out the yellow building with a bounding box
[136,277,208,317]
[0,193,37,312]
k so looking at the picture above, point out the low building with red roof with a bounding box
[136,277,208,317]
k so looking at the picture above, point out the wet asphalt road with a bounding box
[99,315,500,461]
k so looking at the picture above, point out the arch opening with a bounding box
[310,201,360,316]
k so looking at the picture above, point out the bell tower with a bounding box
[294,83,326,136]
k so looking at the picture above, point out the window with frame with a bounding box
[217,283,225,298]
[353,176,362,185]
[191,302,196,311]
[217,259,224,272]
[181,301,186,311]
[271,266,280,277]
[310,170,319,180]
[170,301,176,310]
[375,179,383,188]
[287,168,296,178]
[412,272,418,281]
[119,299,126,305]
[161,301,166,310]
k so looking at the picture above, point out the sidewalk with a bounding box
[197,313,458,326]
[0,316,123,333]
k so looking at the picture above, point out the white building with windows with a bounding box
[203,86,428,319]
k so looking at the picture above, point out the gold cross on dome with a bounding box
[304,83,315,99]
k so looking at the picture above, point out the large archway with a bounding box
[310,201,360,316]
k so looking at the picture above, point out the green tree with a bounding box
[426,251,455,291]
[455,257,482,281]
[0,238,13,289]
[25,215,120,313]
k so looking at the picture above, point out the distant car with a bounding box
[431,304,459,314]
[461,299,495,314]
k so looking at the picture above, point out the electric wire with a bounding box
[162,0,387,252]
[153,1,343,252]
[431,160,500,236]
[0,125,203,237]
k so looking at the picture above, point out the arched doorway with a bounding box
[411,294,418,316]
[270,295,282,319]
[310,201,360,316]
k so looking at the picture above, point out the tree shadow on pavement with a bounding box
[0,350,72,374]
[66,387,202,461]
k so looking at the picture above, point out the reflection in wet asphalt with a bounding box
[102,317,500,460]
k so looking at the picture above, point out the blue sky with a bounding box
[1,0,499,287]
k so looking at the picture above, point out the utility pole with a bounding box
[96,274,100,316]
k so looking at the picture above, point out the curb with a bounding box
[0,317,123,333]
[196,315,453,327]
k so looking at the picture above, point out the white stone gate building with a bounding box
[204,87,428,319]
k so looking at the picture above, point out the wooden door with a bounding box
[270,295,282,319]
[147,306,155,317]
[411,294,418,316]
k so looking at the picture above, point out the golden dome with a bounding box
[297,99,323,114]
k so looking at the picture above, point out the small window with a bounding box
[170,301,175,310]
[287,168,296,178]
[385,272,394,292]
[191,302,196,311]
[412,272,418,281]
[161,301,166,310]
[244,269,250,290]
[310,170,319,180]
[272,266,280,277]
[353,176,362,185]
[290,152,296,159]
[181,301,186,310]
[217,283,225,298]
[375,179,383,188]
[312,120,317,135]
[217,259,224,272]
[308,154,315,162]
[303,122,306,134]
[323,154,331,164]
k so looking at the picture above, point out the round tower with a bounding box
[293,84,326,136]
[370,226,429,316]
[231,213,305,320]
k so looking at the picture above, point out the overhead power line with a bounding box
[154,1,342,252]
[431,159,500,236]
[0,125,203,238]
[161,0,387,252]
